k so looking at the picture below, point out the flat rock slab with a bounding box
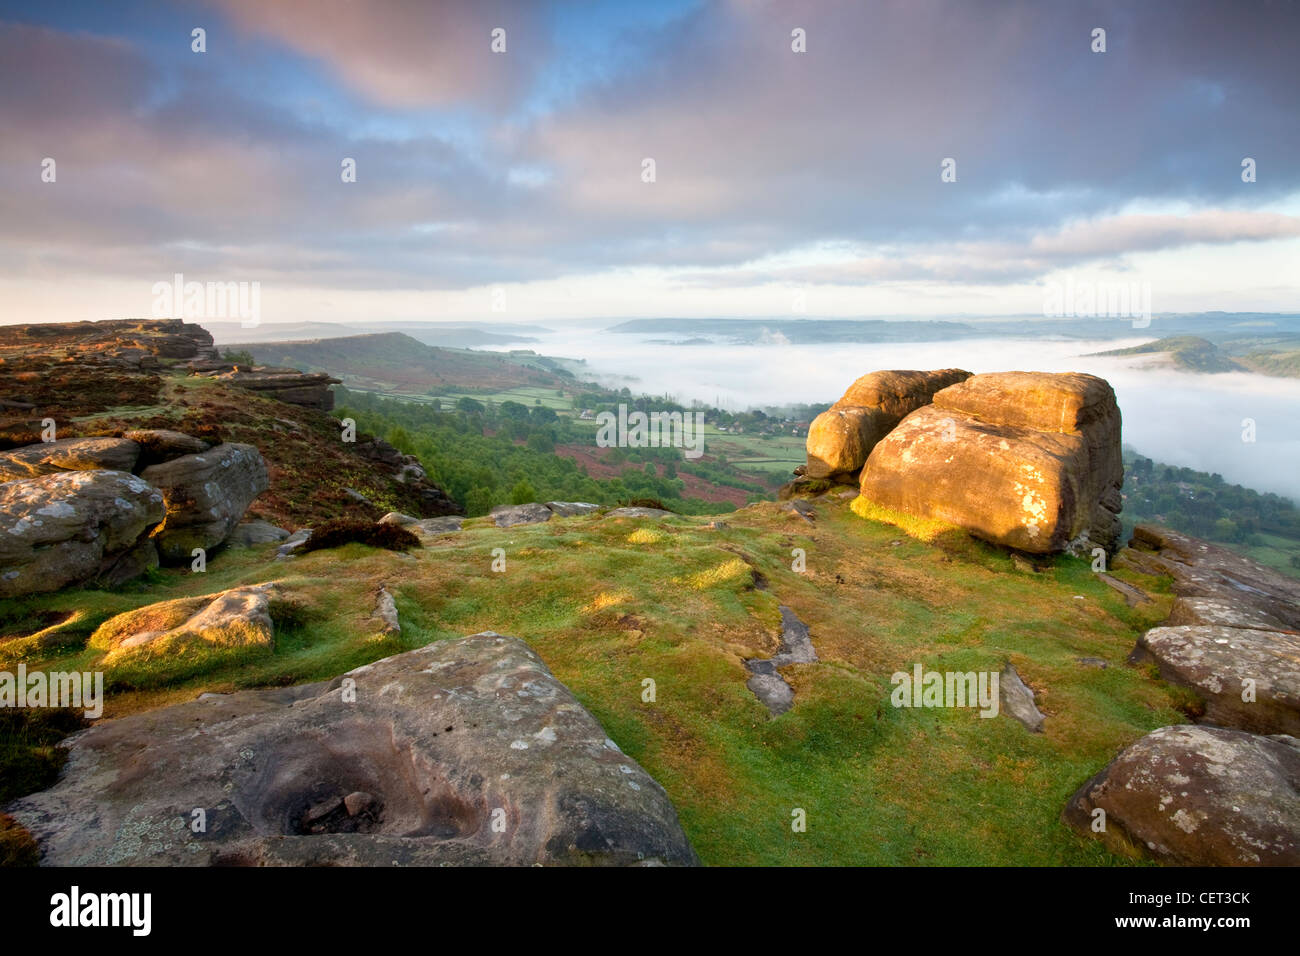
[0,437,140,482]
[7,633,698,866]
[605,507,674,519]
[1063,725,1300,865]
[491,503,554,527]
[410,516,464,540]
[745,606,818,716]
[1135,625,1300,736]
[545,501,601,517]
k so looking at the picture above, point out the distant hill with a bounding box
[1092,336,1244,373]
[1094,333,1300,379]
[227,332,570,395]
[207,321,540,349]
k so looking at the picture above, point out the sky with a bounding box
[1,0,1298,325]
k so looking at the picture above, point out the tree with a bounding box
[509,478,537,505]
[457,397,485,416]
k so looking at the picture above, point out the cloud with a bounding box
[209,0,552,108]
[0,0,1298,310]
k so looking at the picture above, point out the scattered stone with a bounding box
[377,511,418,527]
[276,529,312,558]
[372,587,401,637]
[343,487,372,506]
[782,499,815,523]
[1000,663,1046,733]
[1133,625,1300,736]
[0,470,164,597]
[7,632,699,866]
[1062,725,1300,865]
[1076,657,1109,669]
[1011,553,1037,574]
[0,437,140,482]
[227,519,290,547]
[344,792,376,817]
[491,503,554,527]
[141,443,270,563]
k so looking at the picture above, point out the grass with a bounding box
[0,495,1180,865]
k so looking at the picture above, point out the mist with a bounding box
[498,329,1300,502]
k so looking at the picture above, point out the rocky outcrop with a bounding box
[1062,725,1300,865]
[1123,524,1300,737]
[804,368,970,479]
[140,443,270,563]
[7,633,699,866]
[0,470,165,597]
[0,437,141,482]
[1135,626,1300,736]
[0,318,217,368]
[353,439,461,517]
[1126,524,1300,632]
[209,367,340,411]
[858,372,1123,554]
[0,320,215,434]
[91,583,278,664]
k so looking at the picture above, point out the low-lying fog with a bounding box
[503,330,1300,502]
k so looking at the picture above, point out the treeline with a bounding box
[1123,452,1300,558]
[335,387,733,517]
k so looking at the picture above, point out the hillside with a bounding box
[229,332,571,395]
[1092,335,1244,373]
[1093,332,1300,379]
[1,486,1178,865]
